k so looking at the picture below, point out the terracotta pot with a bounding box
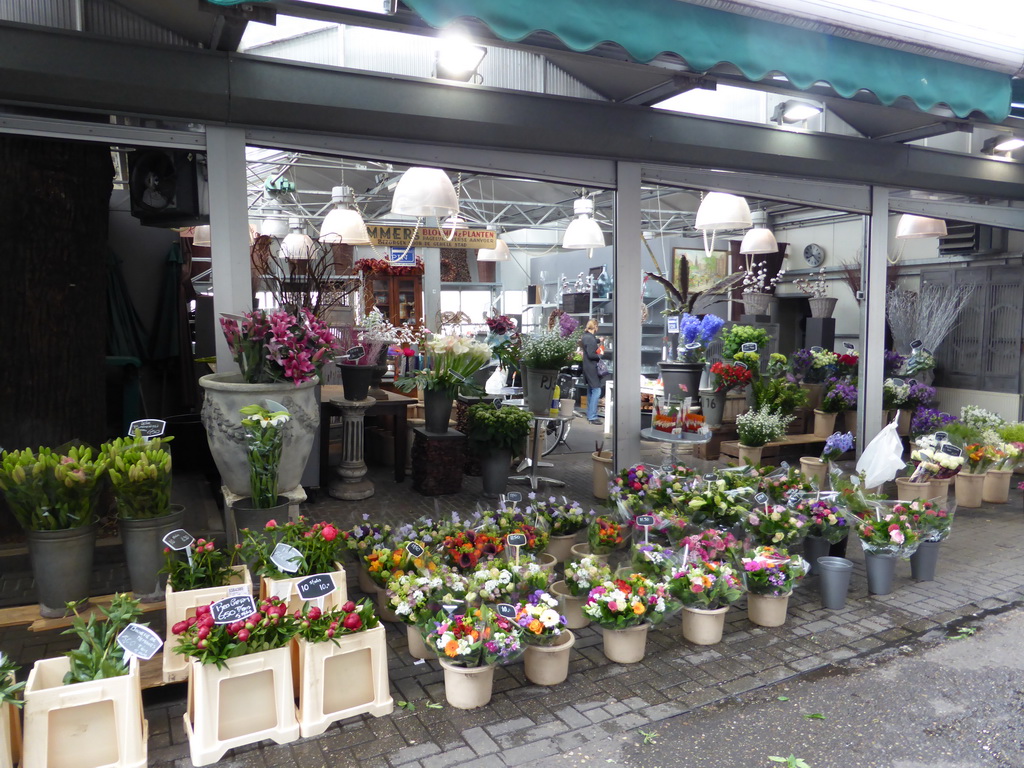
[523,630,575,685]
[812,410,836,438]
[601,623,649,664]
[746,592,791,627]
[551,580,590,630]
[982,468,1013,504]
[681,605,729,645]
[439,660,495,709]
[955,471,986,508]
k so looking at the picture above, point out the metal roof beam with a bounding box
[889,198,1024,232]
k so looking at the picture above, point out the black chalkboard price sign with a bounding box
[345,346,365,360]
[297,574,336,601]
[741,342,758,353]
[128,419,166,438]
[495,603,517,620]
[636,515,656,527]
[406,542,425,558]
[116,624,163,660]
[506,491,523,504]
[506,533,528,547]
[211,595,257,625]
[754,492,769,505]
[162,529,194,551]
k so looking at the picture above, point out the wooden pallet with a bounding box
[0,593,166,632]
[719,433,828,460]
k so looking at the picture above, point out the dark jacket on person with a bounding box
[580,331,606,389]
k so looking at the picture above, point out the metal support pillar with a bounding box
[207,125,254,369]
[613,162,642,469]
[858,186,890,455]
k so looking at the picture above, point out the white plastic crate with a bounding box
[295,625,393,738]
[183,646,299,767]
[162,565,252,683]
[0,683,20,768]
[22,656,146,768]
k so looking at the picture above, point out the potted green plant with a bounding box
[22,594,148,768]
[101,434,183,603]
[0,654,24,768]
[200,308,339,497]
[720,325,771,360]
[520,331,580,416]
[232,402,291,534]
[0,445,107,617]
[734,406,793,466]
[396,334,493,432]
[173,597,301,764]
[466,403,533,497]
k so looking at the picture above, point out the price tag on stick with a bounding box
[636,514,655,544]
[506,533,527,565]
[163,528,195,567]
[406,542,424,558]
[271,543,304,574]
[116,624,163,661]
[495,603,517,620]
[506,491,523,504]
[296,574,336,601]
[127,419,166,439]
[741,342,758,353]
[211,595,257,625]
[345,345,365,360]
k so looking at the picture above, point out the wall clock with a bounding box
[803,243,825,266]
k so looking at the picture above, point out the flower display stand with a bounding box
[296,625,393,737]
[0,678,21,768]
[163,565,252,683]
[260,564,348,615]
[23,656,147,768]
[184,647,299,766]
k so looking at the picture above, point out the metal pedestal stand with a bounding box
[510,415,569,490]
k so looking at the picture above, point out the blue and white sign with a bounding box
[389,247,417,266]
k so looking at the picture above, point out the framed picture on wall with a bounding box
[673,248,729,295]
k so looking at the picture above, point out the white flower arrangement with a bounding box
[793,268,828,298]
[735,406,794,447]
[741,261,786,294]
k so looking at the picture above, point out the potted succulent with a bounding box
[201,308,338,497]
[669,559,744,645]
[174,597,301,765]
[293,598,392,737]
[516,589,574,686]
[241,518,348,613]
[583,572,671,663]
[22,594,147,768]
[161,537,250,683]
[231,402,291,534]
[554,556,613,629]
[0,445,107,617]
[735,406,793,466]
[520,331,580,416]
[422,608,524,709]
[101,433,183,602]
[465,403,533,497]
[740,546,808,627]
[396,333,493,432]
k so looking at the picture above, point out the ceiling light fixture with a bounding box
[260,203,290,238]
[320,185,371,245]
[435,34,487,82]
[391,167,459,219]
[771,99,823,125]
[895,214,947,239]
[981,135,1024,156]
[562,197,606,251]
[738,227,779,254]
[280,218,314,260]
[694,191,751,257]
[476,237,511,262]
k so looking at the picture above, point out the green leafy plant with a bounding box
[101,434,174,519]
[0,445,108,530]
[241,517,343,579]
[466,403,534,453]
[62,593,144,684]
[997,422,1024,443]
[639,729,659,745]
[0,655,24,707]
[163,537,241,592]
[520,331,580,370]
[396,334,492,397]
[949,626,976,639]
[753,377,808,414]
[240,402,290,509]
[769,756,811,767]
[721,325,770,360]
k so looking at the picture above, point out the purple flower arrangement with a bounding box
[910,407,954,437]
[790,348,813,382]
[883,349,906,376]
[821,380,858,413]
[679,313,725,363]
[906,382,937,408]
[558,312,579,338]
[820,431,854,462]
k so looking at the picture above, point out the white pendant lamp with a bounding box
[895,214,947,239]
[192,225,211,247]
[260,204,290,238]
[477,237,511,262]
[562,197,606,250]
[320,186,371,245]
[739,227,778,255]
[280,218,314,260]
[391,167,459,218]
[694,192,752,231]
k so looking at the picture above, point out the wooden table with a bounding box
[321,386,416,483]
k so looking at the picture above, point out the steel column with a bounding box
[613,162,643,470]
[858,186,890,457]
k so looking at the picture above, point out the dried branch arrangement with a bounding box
[885,283,976,354]
[252,235,359,320]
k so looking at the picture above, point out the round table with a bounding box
[640,427,712,466]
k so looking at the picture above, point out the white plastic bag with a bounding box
[485,366,507,394]
[855,417,905,489]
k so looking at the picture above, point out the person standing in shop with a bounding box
[580,318,608,424]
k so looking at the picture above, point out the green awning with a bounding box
[403,0,1011,121]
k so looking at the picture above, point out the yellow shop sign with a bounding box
[365,224,496,249]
